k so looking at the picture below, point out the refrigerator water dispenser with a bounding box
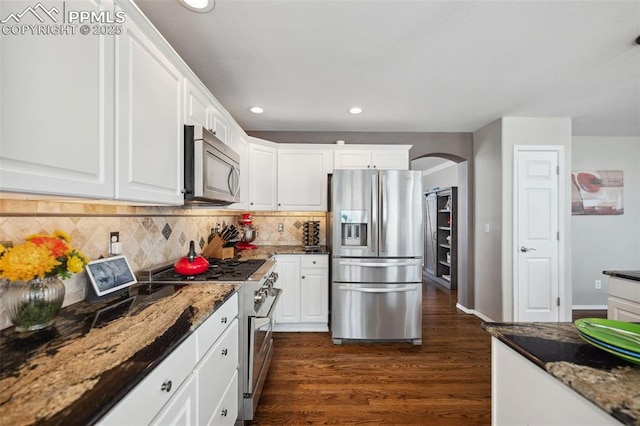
[340,210,368,247]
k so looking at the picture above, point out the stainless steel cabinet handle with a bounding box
[520,246,536,252]
[161,380,172,392]
[221,408,228,417]
[221,348,228,356]
[220,316,227,324]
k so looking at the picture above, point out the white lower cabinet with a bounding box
[607,276,640,321]
[99,293,239,425]
[274,255,328,332]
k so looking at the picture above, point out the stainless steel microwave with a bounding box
[184,125,240,206]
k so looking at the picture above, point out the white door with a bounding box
[515,148,561,322]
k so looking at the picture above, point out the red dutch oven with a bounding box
[174,240,210,275]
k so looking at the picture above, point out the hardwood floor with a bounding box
[251,280,492,425]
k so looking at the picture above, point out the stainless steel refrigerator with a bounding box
[328,169,424,345]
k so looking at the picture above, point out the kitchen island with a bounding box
[0,283,238,425]
[483,322,640,425]
[604,270,640,321]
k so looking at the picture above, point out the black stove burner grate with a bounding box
[151,258,266,282]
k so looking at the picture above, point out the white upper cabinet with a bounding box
[277,147,333,211]
[115,12,184,205]
[334,146,410,170]
[0,0,115,199]
[185,79,229,144]
[247,138,278,211]
[185,80,211,130]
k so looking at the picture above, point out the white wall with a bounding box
[571,137,640,308]
[422,162,458,192]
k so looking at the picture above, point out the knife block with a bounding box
[202,235,234,259]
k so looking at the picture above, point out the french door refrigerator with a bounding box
[329,169,423,345]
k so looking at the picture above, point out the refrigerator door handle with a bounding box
[338,260,420,267]
[380,172,386,254]
[338,285,418,293]
[371,173,378,252]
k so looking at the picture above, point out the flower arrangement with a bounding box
[0,230,89,282]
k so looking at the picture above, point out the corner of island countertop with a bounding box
[481,321,640,425]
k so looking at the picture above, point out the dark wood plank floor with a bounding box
[251,280,493,425]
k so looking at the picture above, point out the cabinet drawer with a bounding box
[209,370,239,426]
[99,333,198,425]
[196,292,238,359]
[196,319,239,424]
[608,296,640,322]
[301,255,328,269]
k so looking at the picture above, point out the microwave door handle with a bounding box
[232,166,240,198]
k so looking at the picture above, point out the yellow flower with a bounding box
[53,230,72,243]
[67,255,85,273]
[0,230,88,282]
[0,242,60,282]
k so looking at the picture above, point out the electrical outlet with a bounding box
[595,279,602,290]
[109,232,120,254]
[277,223,284,232]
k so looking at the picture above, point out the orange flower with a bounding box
[28,236,69,258]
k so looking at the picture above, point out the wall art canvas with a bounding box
[571,170,623,215]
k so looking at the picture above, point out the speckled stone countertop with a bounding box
[237,245,329,260]
[604,270,640,282]
[483,322,640,425]
[0,283,238,425]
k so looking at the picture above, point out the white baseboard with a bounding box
[473,310,494,323]
[572,305,607,310]
[455,303,495,322]
[455,303,473,314]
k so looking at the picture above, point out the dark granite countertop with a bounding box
[0,283,238,425]
[483,322,640,425]
[604,270,640,282]
[237,245,329,260]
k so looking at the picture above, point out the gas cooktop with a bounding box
[137,258,266,283]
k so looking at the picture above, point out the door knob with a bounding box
[520,246,536,252]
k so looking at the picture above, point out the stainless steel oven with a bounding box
[239,261,280,422]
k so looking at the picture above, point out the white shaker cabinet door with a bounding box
[247,140,277,211]
[0,0,115,199]
[116,13,184,205]
[277,148,333,211]
[274,255,301,324]
[371,149,409,170]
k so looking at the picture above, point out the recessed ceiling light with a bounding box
[249,106,264,114]
[349,107,363,115]
[177,0,215,13]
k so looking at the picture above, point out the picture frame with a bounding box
[85,255,137,297]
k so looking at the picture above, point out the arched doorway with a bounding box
[411,153,473,311]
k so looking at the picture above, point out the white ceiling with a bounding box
[134,0,640,136]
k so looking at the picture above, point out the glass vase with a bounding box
[3,277,66,332]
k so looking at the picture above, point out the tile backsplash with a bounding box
[0,200,325,329]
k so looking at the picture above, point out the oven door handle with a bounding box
[265,287,282,319]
